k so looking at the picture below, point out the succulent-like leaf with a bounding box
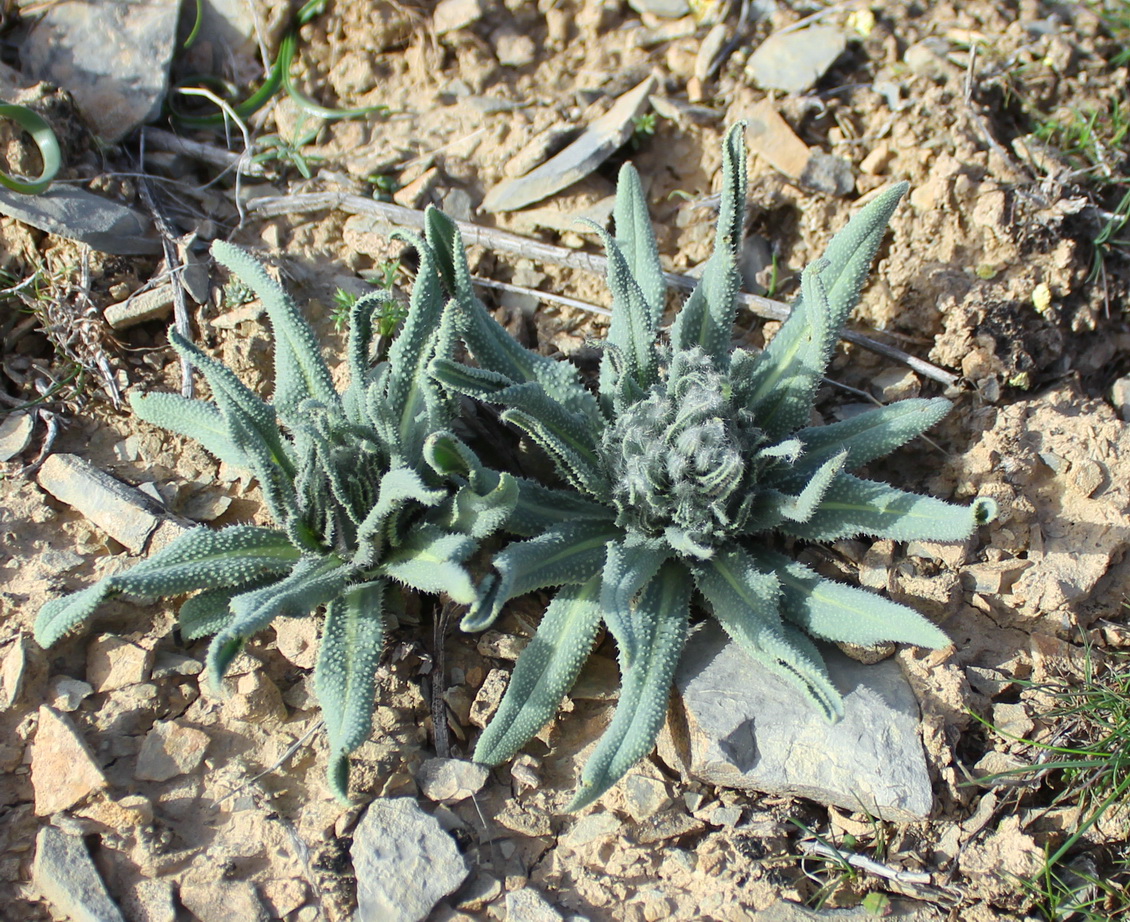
[754,548,950,649]
[693,546,842,721]
[780,473,998,542]
[34,526,300,647]
[770,450,847,525]
[463,519,621,632]
[740,184,907,437]
[207,555,351,684]
[177,578,275,640]
[385,231,450,463]
[212,240,340,416]
[130,392,245,468]
[378,524,476,604]
[592,223,660,401]
[474,573,604,766]
[317,579,388,802]
[504,477,616,537]
[569,560,690,810]
[613,163,665,323]
[448,475,519,539]
[669,123,746,365]
[357,467,446,547]
[599,536,670,668]
[787,397,952,480]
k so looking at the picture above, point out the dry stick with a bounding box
[798,839,932,885]
[143,126,267,178]
[245,192,959,388]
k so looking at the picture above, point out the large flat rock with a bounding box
[662,622,934,821]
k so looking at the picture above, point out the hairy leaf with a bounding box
[599,536,670,667]
[212,240,340,415]
[463,519,621,632]
[474,574,604,766]
[317,580,388,802]
[130,392,245,468]
[780,473,998,542]
[379,525,476,604]
[613,162,665,324]
[569,561,690,810]
[208,555,350,684]
[35,526,300,647]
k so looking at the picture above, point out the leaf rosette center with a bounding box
[602,346,767,556]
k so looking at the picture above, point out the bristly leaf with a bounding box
[786,397,952,481]
[613,162,665,324]
[34,526,300,647]
[212,240,340,416]
[740,184,908,437]
[669,122,746,366]
[592,223,660,402]
[569,561,690,810]
[779,473,998,543]
[598,536,670,668]
[463,520,620,632]
[130,392,245,469]
[207,555,350,686]
[379,525,477,604]
[693,546,843,721]
[177,578,276,640]
[473,574,604,766]
[317,580,388,802]
[754,548,949,649]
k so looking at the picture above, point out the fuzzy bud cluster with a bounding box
[602,347,765,555]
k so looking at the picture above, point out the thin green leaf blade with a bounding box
[613,162,665,323]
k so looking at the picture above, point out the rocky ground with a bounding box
[2,1,1130,920]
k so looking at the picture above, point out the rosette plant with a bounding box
[34,235,519,800]
[430,124,996,809]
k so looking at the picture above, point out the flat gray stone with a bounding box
[32,826,125,922]
[482,75,656,212]
[352,798,470,922]
[745,25,847,95]
[0,186,160,255]
[628,0,691,17]
[666,622,933,821]
[37,453,187,553]
[0,412,34,461]
[21,0,180,141]
[799,151,855,197]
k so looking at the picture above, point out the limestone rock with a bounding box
[0,633,31,710]
[352,797,470,922]
[664,622,933,821]
[434,0,484,35]
[36,454,186,553]
[21,0,180,141]
[31,706,109,815]
[180,878,269,922]
[87,634,152,692]
[417,757,490,803]
[32,826,125,922]
[745,25,847,95]
[482,75,657,213]
[505,888,564,922]
[135,721,210,782]
[0,411,34,461]
[628,1,691,18]
[46,675,94,712]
